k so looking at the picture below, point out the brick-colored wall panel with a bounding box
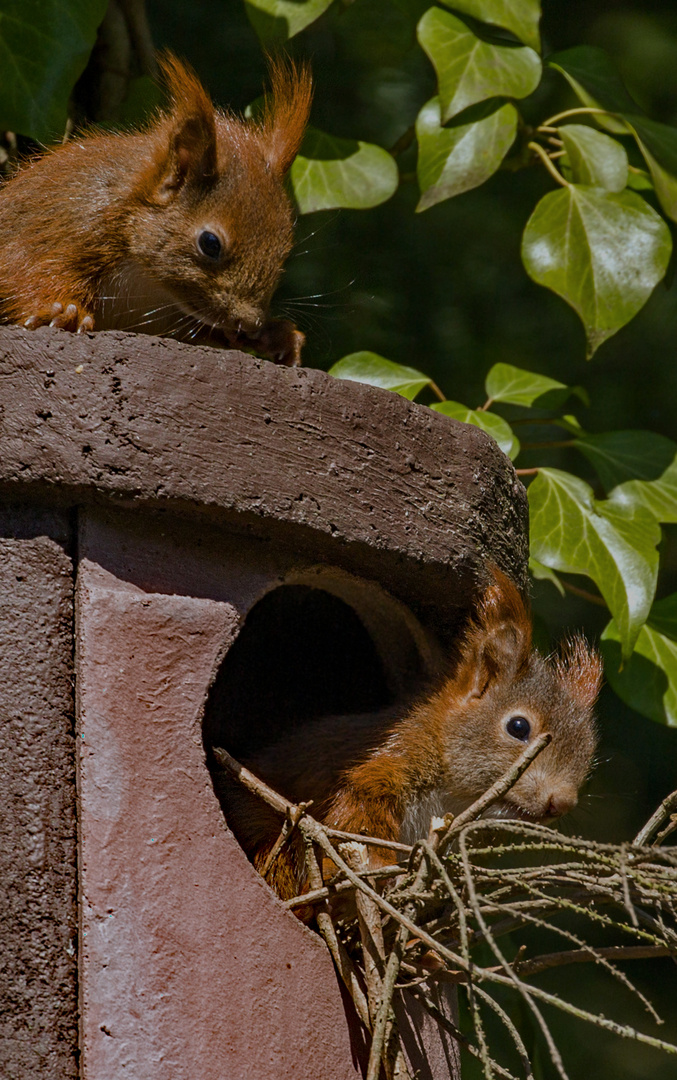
[0,507,77,1079]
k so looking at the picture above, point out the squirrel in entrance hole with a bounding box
[220,568,602,903]
[0,55,311,366]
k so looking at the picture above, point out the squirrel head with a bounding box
[433,567,602,823]
[126,54,312,339]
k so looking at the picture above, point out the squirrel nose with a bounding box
[546,789,577,819]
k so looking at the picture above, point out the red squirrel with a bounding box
[219,569,602,901]
[0,55,312,366]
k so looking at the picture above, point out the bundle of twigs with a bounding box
[214,737,677,1080]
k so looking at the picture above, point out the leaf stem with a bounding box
[561,580,608,608]
[540,106,615,127]
[516,467,539,476]
[528,141,570,188]
[429,379,446,402]
[520,440,575,450]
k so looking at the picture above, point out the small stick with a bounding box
[301,833,372,1031]
[434,734,552,856]
[634,790,677,847]
[260,801,312,880]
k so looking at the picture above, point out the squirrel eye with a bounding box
[197,230,222,261]
[505,715,531,742]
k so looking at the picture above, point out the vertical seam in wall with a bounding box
[71,504,83,1080]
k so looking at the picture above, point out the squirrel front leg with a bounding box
[23,301,95,333]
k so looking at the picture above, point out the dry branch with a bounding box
[214,746,677,1079]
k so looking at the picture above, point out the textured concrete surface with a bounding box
[0,507,77,1079]
[0,325,529,622]
[77,522,365,1080]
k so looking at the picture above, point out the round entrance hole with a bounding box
[204,576,439,878]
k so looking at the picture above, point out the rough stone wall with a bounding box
[0,507,78,1079]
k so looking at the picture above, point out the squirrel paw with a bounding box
[24,302,95,334]
[254,319,305,367]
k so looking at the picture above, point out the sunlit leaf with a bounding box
[529,557,565,595]
[602,604,677,726]
[559,125,628,192]
[0,0,108,141]
[291,128,399,213]
[328,353,433,400]
[438,0,541,52]
[627,116,677,224]
[626,167,654,192]
[521,185,672,357]
[528,468,660,657]
[485,362,588,409]
[416,98,517,210]
[576,431,677,524]
[417,7,541,124]
[244,0,333,42]
[431,401,519,458]
[547,46,637,134]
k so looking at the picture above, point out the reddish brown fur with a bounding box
[217,568,603,903]
[0,55,312,364]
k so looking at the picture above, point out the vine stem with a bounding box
[528,141,570,187]
[540,106,615,127]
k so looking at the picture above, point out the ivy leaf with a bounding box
[627,116,677,224]
[416,98,517,210]
[521,186,672,358]
[438,0,541,52]
[431,401,519,458]
[328,353,434,400]
[626,167,654,192]
[485,362,588,409]
[0,0,108,141]
[559,125,628,192]
[602,602,677,726]
[529,557,565,595]
[576,431,677,524]
[547,46,638,135]
[244,0,333,41]
[291,128,399,213]
[528,468,660,657]
[417,7,541,124]
[647,593,677,642]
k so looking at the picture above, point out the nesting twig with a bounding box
[214,745,677,1078]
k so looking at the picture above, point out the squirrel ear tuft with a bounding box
[556,636,603,711]
[455,566,532,701]
[258,56,312,176]
[156,53,217,196]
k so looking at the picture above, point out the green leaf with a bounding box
[602,609,677,726]
[547,46,638,135]
[626,167,654,192]
[416,98,517,210]
[431,401,519,458]
[328,353,433,400]
[529,557,565,595]
[528,468,660,657]
[485,362,588,409]
[559,125,628,192]
[417,7,541,124]
[521,186,672,358]
[291,128,399,213]
[648,593,677,642]
[576,431,677,524]
[438,0,541,52]
[0,0,108,141]
[627,116,677,224]
[244,0,333,42]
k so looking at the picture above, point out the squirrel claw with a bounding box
[24,302,95,333]
[254,319,305,367]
